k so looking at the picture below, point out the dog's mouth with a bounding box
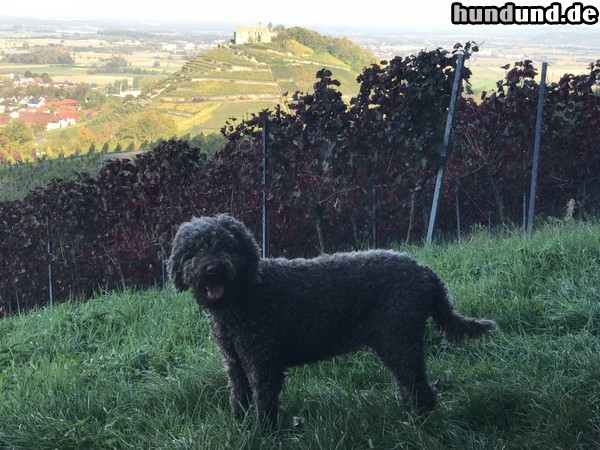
[205,283,225,302]
[199,262,232,304]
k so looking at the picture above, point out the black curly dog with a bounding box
[168,214,496,428]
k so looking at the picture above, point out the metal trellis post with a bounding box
[372,185,378,249]
[46,216,54,307]
[426,53,465,243]
[262,117,269,258]
[527,62,548,235]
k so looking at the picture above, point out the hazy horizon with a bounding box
[2,0,599,32]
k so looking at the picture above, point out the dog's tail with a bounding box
[430,275,497,344]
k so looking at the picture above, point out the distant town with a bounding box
[0,75,93,131]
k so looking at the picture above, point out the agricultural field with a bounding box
[0,35,191,88]
[467,48,596,97]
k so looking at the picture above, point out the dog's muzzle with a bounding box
[204,264,226,301]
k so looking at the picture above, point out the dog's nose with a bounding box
[206,264,221,277]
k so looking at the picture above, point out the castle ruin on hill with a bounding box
[233,22,277,45]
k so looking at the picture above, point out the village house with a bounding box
[162,43,177,52]
[46,99,78,113]
[115,90,142,98]
[20,96,46,108]
[14,77,37,86]
[5,99,80,131]
[10,109,54,130]
[49,81,76,88]
[46,117,76,131]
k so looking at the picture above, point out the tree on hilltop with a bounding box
[272,26,374,72]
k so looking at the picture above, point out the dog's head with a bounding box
[168,214,261,308]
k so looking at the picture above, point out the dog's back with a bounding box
[228,250,494,367]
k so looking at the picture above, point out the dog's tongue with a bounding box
[206,285,225,301]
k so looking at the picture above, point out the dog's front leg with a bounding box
[248,366,285,429]
[226,362,253,420]
[219,345,253,420]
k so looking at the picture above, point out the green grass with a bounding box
[1,222,600,448]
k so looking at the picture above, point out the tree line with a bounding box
[2,46,74,64]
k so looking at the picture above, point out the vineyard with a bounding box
[85,100,148,129]
[0,153,103,202]
[0,42,599,316]
[169,80,281,98]
[67,38,367,141]
[196,70,275,81]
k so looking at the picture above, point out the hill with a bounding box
[0,222,599,447]
[85,27,375,136]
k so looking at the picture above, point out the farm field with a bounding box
[0,54,187,87]
[0,222,599,448]
[467,50,595,97]
[0,40,189,86]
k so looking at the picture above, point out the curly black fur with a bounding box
[168,214,496,427]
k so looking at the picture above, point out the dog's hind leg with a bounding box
[373,331,438,414]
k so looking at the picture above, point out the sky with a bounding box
[2,0,446,28]
[1,0,599,30]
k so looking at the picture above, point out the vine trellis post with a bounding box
[46,216,54,307]
[262,116,269,258]
[527,62,548,235]
[426,53,465,243]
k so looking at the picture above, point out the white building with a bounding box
[46,117,76,131]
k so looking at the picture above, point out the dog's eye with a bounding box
[222,240,239,253]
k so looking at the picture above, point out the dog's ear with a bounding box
[217,214,262,284]
[168,221,197,292]
[244,247,261,284]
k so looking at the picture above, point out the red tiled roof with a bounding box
[56,112,78,121]
[46,99,79,107]
[16,111,54,127]
[57,105,77,113]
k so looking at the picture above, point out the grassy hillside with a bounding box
[1,222,599,448]
[84,30,370,136]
